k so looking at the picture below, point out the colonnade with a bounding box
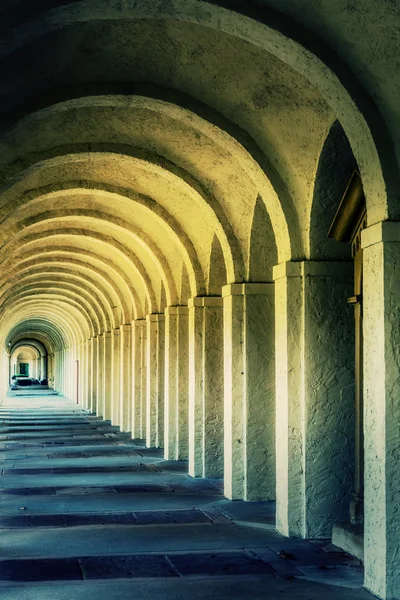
[44,228,399,600]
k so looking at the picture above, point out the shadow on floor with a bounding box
[0,393,369,599]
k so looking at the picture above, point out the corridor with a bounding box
[0,392,370,600]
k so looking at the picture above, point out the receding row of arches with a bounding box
[0,2,399,599]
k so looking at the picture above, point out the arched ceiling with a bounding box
[0,0,396,353]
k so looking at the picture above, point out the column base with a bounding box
[332,521,364,561]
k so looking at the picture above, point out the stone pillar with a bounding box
[78,343,84,407]
[96,334,104,417]
[86,340,92,407]
[111,328,120,426]
[103,332,112,420]
[146,314,165,448]
[132,320,144,438]
[223,283,275,501]
[361,223,400,600]
[156,315,165,449]
[82,341,89,409]
[119,324,132,432]
[90,336,98,414]
[273,261,355,539]
[140,320,147,438]
[40,355,46,381]
[164,306,189,460]
[188,296,224,478]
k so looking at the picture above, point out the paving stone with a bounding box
[248,547,303,578]
[103,465,149,473]
[169,551,275,576]
[297,565,364,588]
[79,554,177,579]
[1,487,57,496]
[53,467,106,474]
[63,513,139,526]
[0,515,65,528]
[2,468,52,475]
[55,486,117,495]
[158,460,188,472]
[48,453,88,458]
[4,443,44,449]
[264,538,344,567]
[135,509,212,525]
[0,558,83,581]
[115,484,172,494]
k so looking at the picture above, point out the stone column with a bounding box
[119,323,132,433]
[273,261,355,539]
[156,315,165,449]
[78,342,84,407]
[85,341,90,408]
[146,314,165,448]
[111,328,120,426]
[361,222,400,600]
[77,342,86,407]
[40,355,46,382]
[103,332,112,420]
[132,320,144,438]
[223,283,275,501]
[140,320,147,438]
[96,334,104,417]
[188,296,224,478]
[90,336,98,414]
[164,306,189,460]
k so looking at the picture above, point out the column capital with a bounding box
[361,221,400,249]
[146,313,166,322]
[222,283,274,297]
[120,323,132,332]
[273,260,353,281]
[104,331,112,339]
[165,305,189,316]
[112,327,120,335]
[188,296,223,308]
[132,319,146,329]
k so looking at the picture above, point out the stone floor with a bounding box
[0,393,373,599]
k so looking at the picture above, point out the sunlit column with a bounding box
[223,283,275,501]
[65,349,72,399]
[87,339,93,409]
[274,261,354,538]
[155,314,165,449]
[111,328,120,425]
[139,320,147,438]
[90,336,98,413]
[132,320,143,438]
[103,332,112,420]
[164,306,189,460]
[41,355,46,383]
[81,341,89,408]
[76,344,82,405]
[188,296,223,478]
[362,223,400,600]
[96,334,104,417]
[119,323,132,432]
[145,314,165,448]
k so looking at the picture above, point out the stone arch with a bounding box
[248,195,278,282]
[0,0,395,225]
[208,235,227,296]
[309,120,358,260]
